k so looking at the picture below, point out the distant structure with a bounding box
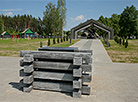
[21,28,34,38]
[1,31,11,38]
[71,18,114,40]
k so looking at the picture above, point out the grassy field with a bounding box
[0,38,80,57]
[101,39,138,63]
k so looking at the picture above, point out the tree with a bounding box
[97,15,108,37]
[43,2,57,35]
[0,18,4,34]
[57,0,67,37]
[43,0,67,37]
[29,17,38,32]
[119,5,138,38]
[111,14,120,36]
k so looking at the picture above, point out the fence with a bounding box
[20,47,92,98]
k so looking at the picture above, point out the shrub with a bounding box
[61,37,63,42]
[57,37,59,43]
[114,36,118,43]
[53,37,56,44]
[116,38,119,44]
[125,39,128,48]
[66,36,68,41]
[63,36,66,42]
[48,38,50,46]
[119,38,121,45]
[122,37,125,45]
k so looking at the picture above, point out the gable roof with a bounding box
[25,30,34,34]
[22,28,34,34]
[1,31,10,35]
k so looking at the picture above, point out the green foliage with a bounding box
[111,14,120,36]
[57,0,67,31]
[97,5,138,38]
[63,36,65,41]
[48,38,50,46]
[114,36,118,43]
[43,2,57,35]
[66,36,68,41]
[53,37,56,44]
[57,37,60,43]
[0,14,42,34]
[61,37,63,42]
[65,31,70,36]
[0,18,4,34]
[119,38,122,45]
[125,39,128,48]
[119,5,138,38]
[122,37,125,45]
[8,27,14,33]
[43,0,67,36]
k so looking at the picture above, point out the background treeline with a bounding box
[0,0,66,37]
[97,5,138,39]
[0,14,41,35]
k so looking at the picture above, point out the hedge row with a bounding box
[47,36,69,46]
[114,36,128,48]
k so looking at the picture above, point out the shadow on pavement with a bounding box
[9,82,22,91]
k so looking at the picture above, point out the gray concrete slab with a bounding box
[0,39,138,102]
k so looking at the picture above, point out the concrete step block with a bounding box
[75,50,92,55]
[24,65,34,73]
[73,90,81,98]
[82,85,91,95]
[81,64,92,72]
[73,79,82,89]
[23,54,34,63]
[23,85,33,92]
[73,57,82,65]
[20,51,92,63]
[34,61,91,72]
[33,71,73,81]
[19,69,31,77]
[33,81,73,93]
[82,74,92,82]
[38,47,78,52]
[33,71,91,82]
[20,59,24,67]
[23,75,33,84]
[34,61,73,71]
[73,68,82,77]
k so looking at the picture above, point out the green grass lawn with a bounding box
[0,38,80,57]
[101,39,138,63]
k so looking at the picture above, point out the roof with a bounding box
[25,30,34,34]
[1,31,10,35]
[22,28,34,34]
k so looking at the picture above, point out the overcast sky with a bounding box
[0,0,138,31]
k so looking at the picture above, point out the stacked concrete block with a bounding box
[20,54,34,92]
[20,47,92,98]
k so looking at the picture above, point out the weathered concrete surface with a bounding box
[0,39,138,102]
[33,61,92,72]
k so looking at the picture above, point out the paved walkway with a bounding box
[0,39,138,102]
[71,39,138,102]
